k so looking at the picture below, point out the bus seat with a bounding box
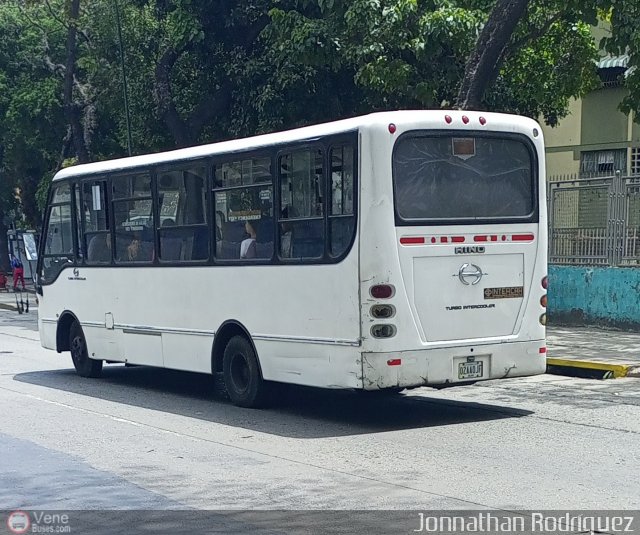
[137,240,154,261]
[330,218,355,256]
[115,231,130,261]
[217,240,240,259]
[160,236,182,261]
[87,233,111,264]
[291,220,324,258]
[223,221,246,242]
[190,226,209,260]
[255,217,274,243]
[255,241,274,259]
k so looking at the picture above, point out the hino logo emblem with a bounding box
[455,246,485,254]
[457,263,485,285]
[73,267,80,277]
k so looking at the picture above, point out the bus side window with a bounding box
[158,167,209,262]
[83,181,111,265]
[213,155,273,261]
[329,144,355,257]
[41,184,75,281]
[112,172,155,264]
[278,148,324,260]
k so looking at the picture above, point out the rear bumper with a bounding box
[361,340,546,390]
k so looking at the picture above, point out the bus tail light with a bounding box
[371,304,395,319]
[540,295,547,308]
[542,276,548,289]
[387,358,402,366]
[370,284,395,299]
[371,324,396,338]
[539,313,547,326]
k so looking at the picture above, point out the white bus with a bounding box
[37,110,548,408]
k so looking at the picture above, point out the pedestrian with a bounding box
[10,254,25,291]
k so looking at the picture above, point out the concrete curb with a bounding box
[0,302,17,312]
[547,357,640,378]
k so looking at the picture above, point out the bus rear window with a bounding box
[393,133,536,223]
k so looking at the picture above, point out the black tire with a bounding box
[69,321,103,378]
[222,335,270,408]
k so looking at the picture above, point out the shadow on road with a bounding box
[14,365,532,439]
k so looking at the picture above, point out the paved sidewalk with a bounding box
[546,325,640,378]
[0,286,35,312]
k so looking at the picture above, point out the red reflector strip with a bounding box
[490,235,498,242]
[512,234,535,241]
[474,235,488,242]
[451,236,465,243]
[400,236,425,245]
[539,347,547,354]
[440,237,448,243]
[387,359,402,366]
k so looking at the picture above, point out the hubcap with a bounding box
[71,336,84,364]
[230,353,250,394]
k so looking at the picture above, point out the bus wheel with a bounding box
[69,321,103,378]
[222,335,270,408]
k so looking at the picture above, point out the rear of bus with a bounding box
[359,111,547,390]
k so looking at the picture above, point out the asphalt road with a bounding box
[1,307,639,515]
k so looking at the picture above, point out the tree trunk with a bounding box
[154,47,233,148]
[63,0,90,163]
[456,0,529,110]
[154,48,194,147]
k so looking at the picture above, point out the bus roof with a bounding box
[52,110,540,182]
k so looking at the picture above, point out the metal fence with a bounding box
[548,172,640,266]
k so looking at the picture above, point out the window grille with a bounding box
[632,147,640,176]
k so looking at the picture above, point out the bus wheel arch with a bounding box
[211,321,270,408]
[56,311,79,353]
[211,321,259,374]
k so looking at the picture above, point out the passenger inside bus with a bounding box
[125,231,153,262]
[240,221,257,259]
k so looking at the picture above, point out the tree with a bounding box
[0,1,68,229]
[600,1,640,119]
[264,0,640,125]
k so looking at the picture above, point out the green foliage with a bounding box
[265,0,605,116]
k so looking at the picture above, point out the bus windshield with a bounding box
[393,132,536,223]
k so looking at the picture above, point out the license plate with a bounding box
[458,361,483,379]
